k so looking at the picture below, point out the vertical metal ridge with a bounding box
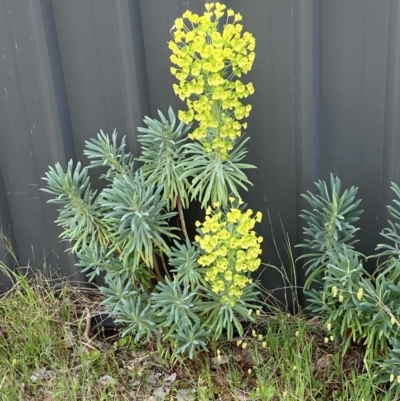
[293,0,322,189]
[29,0,76,165]
[293,0,323,298]
[113,0,151,157]
[24,0,80,277]
[41,2,76,164]
[381,0,400,227]
[0,166,16,291]
[311,0,323,182]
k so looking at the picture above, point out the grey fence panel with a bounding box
[0,166,14,290]
[0,0,80,280]
[321,0,391,264]
[140,0,186,115]
[52,0,150,166]
[0,0,400,308]
[292,1,323,297]
[382,1,400,226]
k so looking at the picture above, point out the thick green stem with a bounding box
[176,195,188,240]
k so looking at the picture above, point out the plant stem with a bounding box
[152,251,164,282]
[160,251,172,281]
[176,195,188,239]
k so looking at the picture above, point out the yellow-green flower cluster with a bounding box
[169,3,255,159]
[195,198,263,306]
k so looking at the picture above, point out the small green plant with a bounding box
[297,175,367,353]
[42,2,262,360]
[298,174,400,393]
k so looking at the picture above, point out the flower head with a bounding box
[169,3,255,159]
[196,200,262,305]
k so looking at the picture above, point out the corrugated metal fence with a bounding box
[1,0,400,306]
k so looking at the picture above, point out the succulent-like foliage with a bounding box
[43,128,262,358]
[137,107,191,210]
[375,182,400,282]
[84,130,135,181]
[42,160,108,252]
[182,138,255,208]
[100,274,138,314]
[75,243,117,282]
[201,283,260,340]
[298,175,369,354]
[298,174,363,289]
[169,238,204,288]
[377,339,400,397]
[100,171,177,268]
[298,174,400,388]
[151,277,201,332]
[115,294,159,341]
[168,321,209,359]
[369,184,400,385]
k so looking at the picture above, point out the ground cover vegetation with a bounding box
[1,2,400,400]
[0,262,392,400]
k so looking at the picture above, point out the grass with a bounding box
[0,266,394,401]
[0,229,392,400]
[0,270,125,400]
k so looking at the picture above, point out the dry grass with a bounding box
[0,266,394,400]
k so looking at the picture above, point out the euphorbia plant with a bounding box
[298,175,400,393]
[42,2,263,359]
